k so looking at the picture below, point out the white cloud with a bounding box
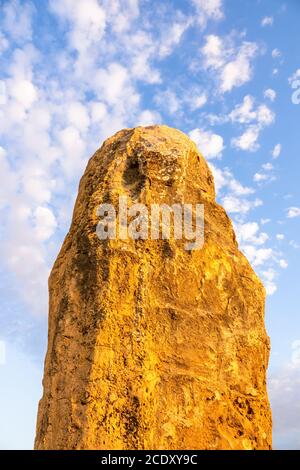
[209,164,228,194]
[276,233,285,240]
[201,34,224,69]
[22,168,55,205]
[229,95,256,123]
[7,246,49,312]
[201,35,258,93]
[1,197,51,314]
[189,128,224,159]
[265,282,277,296]
[94,62,134,105]
[242,247,279,295]
[2,0,34,42]
[279,259,288,269]
[227,177,254,196]
[253,173,267,183]
[261,16,274,27]
[221,42,258,93]
[264,88,276,101]
[290,240,300,249]
[58,126,86,179]
[234,221,269,245]
[192,0,224,28]
[34,206,57,241]
[262,269,277,295]
[230,97,275,152]
[208,166,263,247]
[191,93,207,110]
[272,143,282,159]
[262,163,273,171]
[9,78,38,110]
[262,268,276,282]
[287,207,300,219]
[229,95,275,126]
[0,147,17,209]
[103,29,161,85]
[253,172,275,184]
[257,104,275,126]
[0,32,9,54]
[222,195,262,214]
[90,102,107,123]
[261,218,271,225]
[67,101,90,133]
[155,89,181,114]
[272,48,281,58]
[158,16,191,58]
[209,164,254,200]
[49,0,106,53]
[232,125,260,151]
[243,246,274,267]
[137,109,161,126]
[103,0,140,34]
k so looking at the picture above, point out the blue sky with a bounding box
[0,0,299,449]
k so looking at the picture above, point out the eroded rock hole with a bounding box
[123,157,146,198]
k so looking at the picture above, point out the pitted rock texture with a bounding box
[35,125,272,450]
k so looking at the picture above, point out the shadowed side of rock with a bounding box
[35,125,272,450]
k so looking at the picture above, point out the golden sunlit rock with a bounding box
[35,125,272,450]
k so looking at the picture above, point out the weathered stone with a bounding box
[35,125,272,450]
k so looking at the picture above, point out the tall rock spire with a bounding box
[35,126,272,450]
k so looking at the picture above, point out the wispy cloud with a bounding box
[261,16,274,27]
[287,207,300,219]
[201,33,259,93]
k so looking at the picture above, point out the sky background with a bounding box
[0,0,299,449]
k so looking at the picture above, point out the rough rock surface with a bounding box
[35,125,272,450]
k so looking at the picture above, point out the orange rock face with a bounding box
[35,126,272,450]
